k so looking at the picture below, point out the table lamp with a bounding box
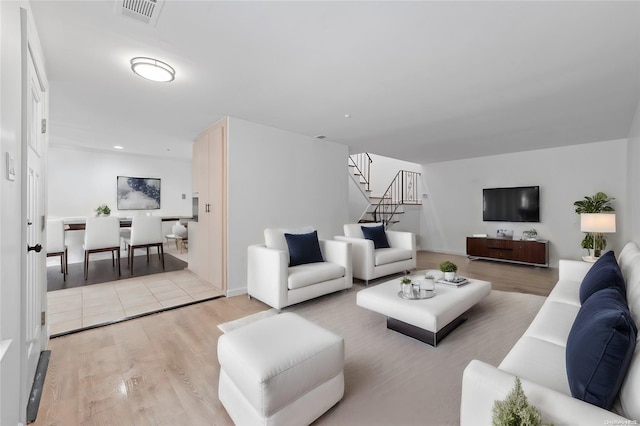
[580,213,616,262]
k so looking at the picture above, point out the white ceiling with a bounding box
[31,1,640,163]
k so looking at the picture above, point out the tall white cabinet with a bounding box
[189,117,227,293]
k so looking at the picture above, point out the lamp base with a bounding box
[582,256,599,263]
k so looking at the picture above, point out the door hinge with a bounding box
[41,311,46,326]
[41,118,47,134]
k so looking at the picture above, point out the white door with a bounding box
[21,10,49,417]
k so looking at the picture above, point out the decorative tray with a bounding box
[397,289,435,300]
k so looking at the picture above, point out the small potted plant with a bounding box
[439,261,458,281]
[523,228,538,241]
[400,276,413,296]
[95,204,111,216]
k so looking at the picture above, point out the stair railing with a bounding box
[348,153,373,192]
[372,170,421,227]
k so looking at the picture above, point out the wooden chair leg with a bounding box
[112,250,115,267]
[84,251,89,280]
[117,248,121,276]
[159,243,165,270]
[129,246,134,275]
[64,247,68,275]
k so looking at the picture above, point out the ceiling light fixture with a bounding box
[113,145,124,150]
[130,57,175,82]
[344,114,351,118]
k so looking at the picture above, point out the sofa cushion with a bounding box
[499,336,570,395]
[374,248,413,266]
[546,279,581,307]
[288,262,345,290]
[284,231,324,267]
[522,300,580,348]
[579,251,625,304]
[361,225,390,249]
[566,288,637,410]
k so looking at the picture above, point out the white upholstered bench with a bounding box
[217,312,345,425]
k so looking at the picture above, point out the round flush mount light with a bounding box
[113,145,124,150]
[130,57,175,82]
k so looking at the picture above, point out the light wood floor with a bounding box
[33,251,557,425]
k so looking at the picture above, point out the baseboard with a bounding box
[226,286,247,297]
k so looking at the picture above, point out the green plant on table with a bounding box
[95,204,111,216]
[439,261,458,273]
[400,277,412,285]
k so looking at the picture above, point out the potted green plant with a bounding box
[439,261,458,281]
[573,192,614,257]
[95,204,111,216]
[400,276,413,296]
[492,377,549,426]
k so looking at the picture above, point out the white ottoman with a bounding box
[217,312,345,426]
[357,272,491,346]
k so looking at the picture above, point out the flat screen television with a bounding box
[483,186,540,222]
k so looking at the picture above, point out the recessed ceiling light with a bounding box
[113,145,124,150]
[130,57,175,82]
[344,114,351,118]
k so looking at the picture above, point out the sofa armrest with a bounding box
[559,259,593,282]
[461,360,630,426]
[335,236,375,280]
[319,239,351,269]
[319,239,353,287]
[247,244,288,310]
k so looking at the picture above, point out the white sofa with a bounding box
[247,227,352,310]
[461,242,640,424]
[335,223,416,284]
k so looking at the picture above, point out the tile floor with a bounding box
[47,244,223,336]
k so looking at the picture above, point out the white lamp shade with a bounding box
[580,213,616,233]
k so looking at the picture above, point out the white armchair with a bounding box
[335,223,416,285]
[247,226,352,310]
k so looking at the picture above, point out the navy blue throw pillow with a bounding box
[566,288,637,410]
[579,251,626,304]
[284,231,324,267]
[361,225,390,249]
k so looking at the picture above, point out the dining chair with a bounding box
[123,215,164,275]
[83,216,121,280]
[46,219,68,281]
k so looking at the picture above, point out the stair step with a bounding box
[366,211,405,215]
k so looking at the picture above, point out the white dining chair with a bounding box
[123,215,164,275]
[46,219,68,281]
[83,216,121,280]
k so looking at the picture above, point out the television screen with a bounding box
[483,186,539,222]
[117,176,161,210]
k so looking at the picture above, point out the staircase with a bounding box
[348,153,422,228]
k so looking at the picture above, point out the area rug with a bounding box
[217,308,278,333]
[271,287,546,425]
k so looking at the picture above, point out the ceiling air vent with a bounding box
[117,0,165,26]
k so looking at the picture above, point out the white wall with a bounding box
[226,118,349,296]
[48,146,192,218]
[627,100,640,242]
[368,153,423,197]
[420,139,628,266]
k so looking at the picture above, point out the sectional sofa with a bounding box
[461,242,640,424]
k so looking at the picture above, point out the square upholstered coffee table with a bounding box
[356,270,491,346]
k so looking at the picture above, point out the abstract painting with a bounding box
[117,176,161,210]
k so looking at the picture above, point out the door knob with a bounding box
[27,244,42,253]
